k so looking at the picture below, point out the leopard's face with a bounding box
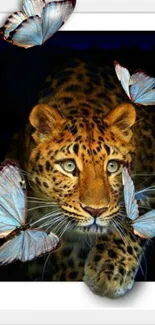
[28,102,136,234]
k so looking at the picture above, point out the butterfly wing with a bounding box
[0,163,26,237]
[8,16,42,49]
[22,0,45,17]
[133,210,155,238]
[20,229,59,262]
[0,205,21,238]
[42,0,75,43]
[2,12,27,39]
[0,234,24,264]
[134,89,155,106]
[129,72,155,105]
[0,229,59,264]
[114,61,131,99]
[122,167,139,221]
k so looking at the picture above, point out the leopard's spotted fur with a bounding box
[16,59,155,297]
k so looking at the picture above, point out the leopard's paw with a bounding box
[84,258,137,298]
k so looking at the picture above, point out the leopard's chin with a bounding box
[76,212,119,234]
[77,224,110,235]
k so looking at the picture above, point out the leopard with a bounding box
[11,58,155,297]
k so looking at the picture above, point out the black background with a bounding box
[0,31,155,281]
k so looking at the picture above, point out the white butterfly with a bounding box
[115,61,155,106]
[1,0,76,49]
[122,167,155,239]
[0,160,60,264]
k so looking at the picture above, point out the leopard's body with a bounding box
[14,59,155,297]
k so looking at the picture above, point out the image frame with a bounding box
[0,1,155,324]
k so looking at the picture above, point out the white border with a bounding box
[62,13,155,31]
[1,13,155,30]
[0,3,155,324]
[1,0,155,12]
[0,282,155,324]
[1,282,155,310]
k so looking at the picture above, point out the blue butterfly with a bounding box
[115,61,155,106]
[0,160,60,264]
[122,167,155,239]
[1,0,76,49]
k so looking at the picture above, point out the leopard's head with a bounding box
[28,102,136,234]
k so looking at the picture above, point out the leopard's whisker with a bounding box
[27,204,60,212]
[116,211,126,218]
[42,251,52,281]
[53,220,68,237]
[31,211,62,226]
[116,218,147,279]
[58,220,74,238]
[84,232,93,248]
[51,217,67,235]
[38,217,62,230]
[28,200,58,205]
[42,215,64,229]
[28,196,59,203]
[132,173,155,177]
[112,218,129,245]
[38,213,64,227]
[113,219,130,247]
[135,179,155,192]
[119,208,126,213]
[58,218,75,237]
[136,187,155,195]
[136,205,152,210]
[43,218,64,234]
[116,214,134,233]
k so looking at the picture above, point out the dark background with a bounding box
[0,31,155,281]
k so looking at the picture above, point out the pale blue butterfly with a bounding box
[115,61,155,106]
[1,0,76,49]
[0,160,60,264]
[122,167,155,239]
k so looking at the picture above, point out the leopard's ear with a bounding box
[29,104,65,143]
[104,103,136,143]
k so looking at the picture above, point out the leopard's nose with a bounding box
[80,203,109,217]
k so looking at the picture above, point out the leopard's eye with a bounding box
[107,160,121,174]
[61,160,76,174]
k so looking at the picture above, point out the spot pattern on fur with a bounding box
[13,58,155,297]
